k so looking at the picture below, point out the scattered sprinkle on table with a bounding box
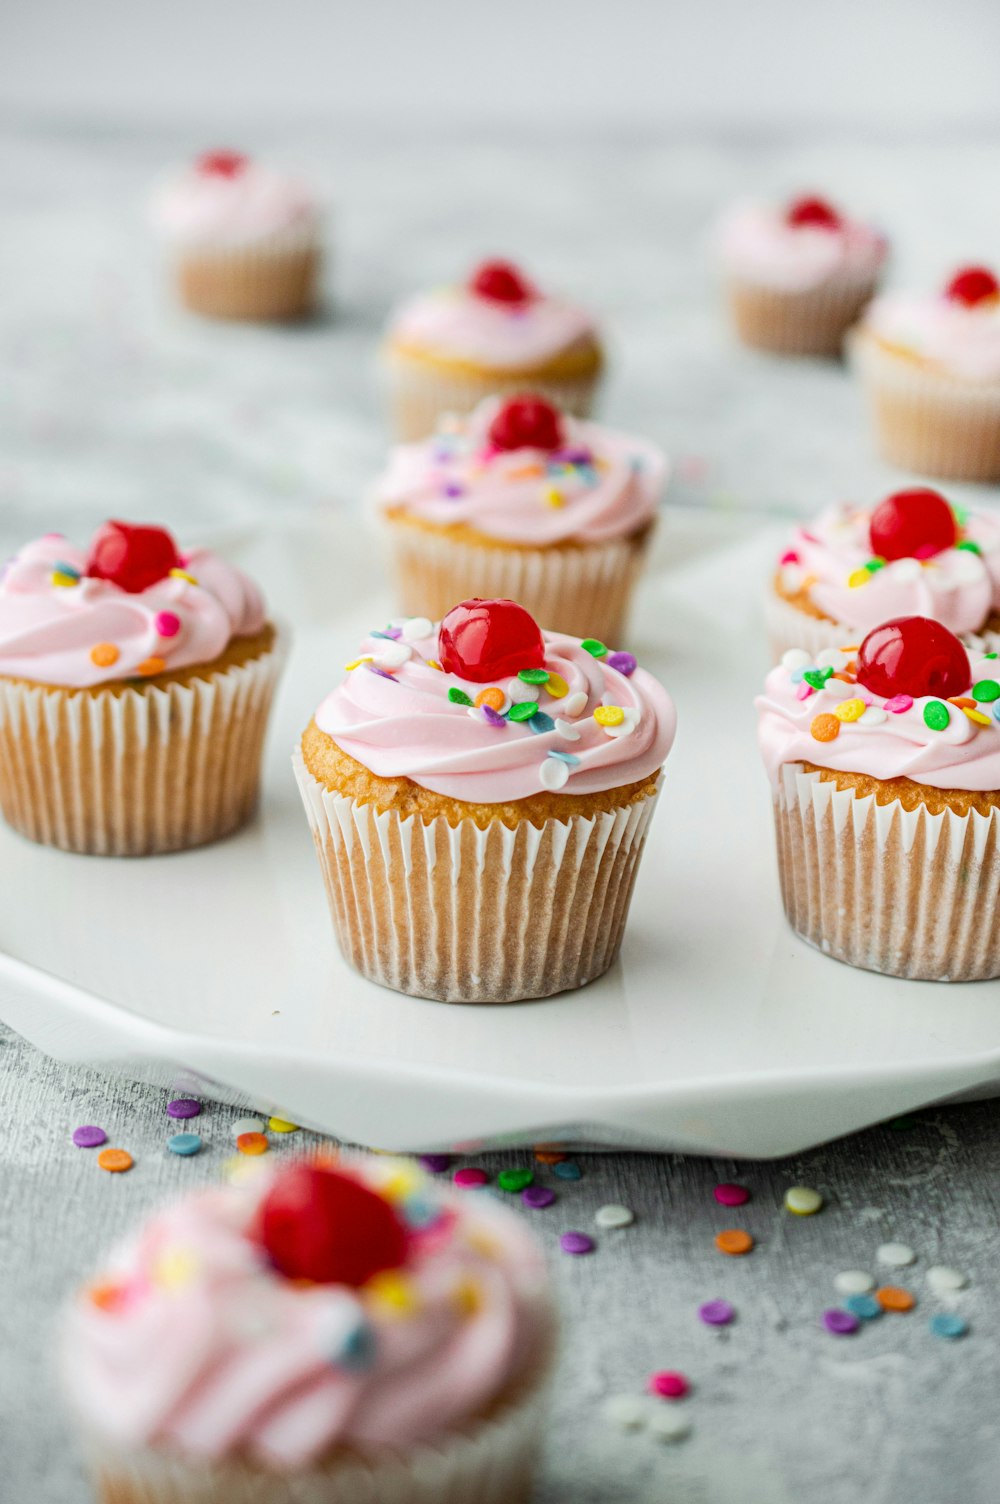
[877,1285,916,1313]
[648,1370,689,1399]
[877,1241,916,1267]
[715,1228,754,1256]
[929,1313,969,1340]
[167,1132,202,1157]
[522,1186,556,1209]
[844,1293,882,1321]
[268,1118,299,1133]
[823,1309,860,1336]
[497,1168,534,1193]
[236,1132,269,1156]
[887,1115,918,1131]
[834,1269,875,1295]
[453,1167,489,1188]
[560,1231,595,1256]
[927,1265,968,1293]
[784,1186,823,1216]
[714,1182,749,1207]
[418,1154,452,1173]
[648,1409,692,1443]
[603,1394,648,1431]
[595,1204,634,1229]
[552,1161,582,1180]
[698,1299,734,1326]
[231,1117,265,1137]
[166,1098,201,1120]
[534,1148,566,1165]
[72,1125,107,1149]
[97,1148,133,1173]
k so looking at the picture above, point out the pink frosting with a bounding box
[0,535,266,688]
[716,201,887,292]
[374,399,666,545]
[757,646,1000,791]
[777,503,1000,638]
[150,159,319,248]
[61,1157,551,1469]
[861,291,1000,382]
[315,618,675,803]
[387,285,598,369]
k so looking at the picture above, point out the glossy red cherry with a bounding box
[944,266,1000,307]
[868,487,958,562]
[196,150,249,178]
[85,521,180,594]
[856,616,970,701]
[786,196,842,231]
[256,1164,409,1286]
[487,395,564,453]
[468,259,535,305]
[439,598,546,683]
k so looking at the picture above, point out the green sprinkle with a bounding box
[803,668,834,690]
[518,668,550,684]
[497,1167,534,1193]
[924,700,951,731]
[447,687,473,706]
[864,557,886,573]
[957,539,982,555]
[973,679,1000,702]
[953,505,970,527]
[984,652,998,660]
[581,638,608,658]
[508,701,538,722]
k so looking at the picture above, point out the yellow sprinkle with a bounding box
[51,572,78,588]
[594,705,625,727]
[268,1117,299,1133]
[344,656,373,670]
[152,1247,199,1290]
[453,1277,483,1316]
[464,1227,501,1259]
[543,486,564,508]
[962,705,992,727]
[847,569,871,589]
[427,660,443,671]
[366,1270,418,1315]
[169,568,198,585]
[545,672,569,699]
[833,698,867,723]
[839,644,860,653]
[379,1166,423,1202]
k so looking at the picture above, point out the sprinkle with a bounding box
[427,660,442,671]
[418,1154,451,1173]
[834,698,866,722]
[927,1265,968,1293]
[543,486,564,508]
[367,666,397,681]
[796,683,814,701]
[268,1118,299,1133]
[448,687,473,706]
[453,1167,489,1188]
[859,706,888,726]
[87,1282,126,1312]
[823,1309,860,1335]
[539,756,570,790]
[369,629,399,641]
[522,1185,556,1209]
[877,1286,916,1313]
[154,611,181,638]
[509,700,538,722]
[549,750,580,766]
[400,617,433,641]
[507,677,540,704]
[648,1409,692,1443]
[231,1116,265,1136]
[554,717,581,741]
[372,642,412,671]
[594,705,625,727]
[545,672,569,699]
[962,704,993,726]
[924,701,950,731]
[973,678,1000,702]
[97,1148,133,1173]
[834,1270,875,1295]
[518,668,550,684]
[534,1147,566,1163]
[167,1099,201,1120]
[528,711,556,734]
[475,686,508,712]
[344,657,373,671]
[552,1161,582,1180]
[715,1229,754,1256]
[784,1186,823,1216]
[698,1299,734,1326]
[581,639,608,658]
[714,1183,750,1207]
[367,1270,418,1314]
[560,691,588,718]
[878,1242,916,1267]
[595,1204,634,1229]
[51,570,79,588]
[956,539,981,555]
[167,1132,202,1156]
[649,1370,689,1399]
[929,1313,969,1340]
[136,656,166,677]
[497,1167,534,1193]
[848,568,871,589]
[52,560,80,580]
[810,714,840,742]
[604,1395,649,1431]
[72,1125,107,1148]
[844,1293,882,1321]
[883,693,913,713]
[803,668,834,689]
[90,643,120,668]
[443,482,465,498]
[169,568,198,585]
[482,706,507,728]
[607,652,637,676]
[153,1248,200,1289]
[560,1231,595,1256]
[237,1132,269,1156]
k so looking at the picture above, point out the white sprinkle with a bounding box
[890,559,922,583]
[823,678,854,703]
[779,564,805,594]
[834,1269,875,1296]
[554,717,582,741]
[231,1116,265,1137]
[603,1395,648,1431]
[595,1203,635,1229]
[781,648,812,671]
[927,1265,968,1293]
[399,617,433,642]
[560,690,588,718]
[372,641,412,670]
[539,756,570,791]
[952,550,985,582]
[602,707,640,739]
[877,1241,916,1268]
[816,647,849,670]
[507,678,540,704]
[647,1408,691,1444]
[859,706,888,726]
[784,1186,823,1216]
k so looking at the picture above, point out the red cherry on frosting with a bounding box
[856,616,970,701]
[468,259,535,305]
[487,394,564,453]
[196,150,249,178]
[256,1164,409,1286]
[944,266,1000,307]
[786,196,842,231]
[868,487,958,562]
[438,598,546,684]
[85,521,180,594]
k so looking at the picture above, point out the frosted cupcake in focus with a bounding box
[61,1153,556,1504]
[0,521,283,855]
[758,615,1000,980]
[852,265,1000,480]
[382,258,604,439]
[716,194,887,356]
[150,150,322,321]
[373,393,666,644]
[295,596,675,1002]
[766,487,1000,661]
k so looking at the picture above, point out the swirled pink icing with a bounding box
[777,503,1000,637]
[861,291,1000,381]
[757,646,1000,791]
[374,399,666,545]
[314,618,675,802]
[387,285,598,369]
[61,1156,551,1469]
[150,159,319,248]
[716,201,887,292]
[0,535,266,688]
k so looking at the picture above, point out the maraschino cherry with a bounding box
[786,196,842,231]
[487,394,564,453]
[439,598,546,683]
[856,616,970,701]
[85,521,180,594]
[256,1164,409,1286]
[196,150,249,178]
[868,488,958,562]
[468,259,535,305]
[944,266,1000,308]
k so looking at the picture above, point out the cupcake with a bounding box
[373,393,666,645]
[766,487,1000,662]
[150,150,321,321]
[382,258,604,440]
[852,265,1000,480]
[0,521,284,855]
[294,596,675,1003]
[716,194,887,356]
[61,1153,556,1504]
[757,615,1000,980]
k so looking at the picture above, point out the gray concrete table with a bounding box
[2,121,1000,1503]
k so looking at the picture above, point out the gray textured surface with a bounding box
[2,121,1000,1502]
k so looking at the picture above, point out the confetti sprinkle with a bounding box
[170,568,198,585]
[884,694,913,713]
[648,1409,692,1443]
[833,1270,875,1295]
[534,1148,566,1164]
[823,1309,860,1335]
[544,672,569,699]
[400,617,433,641]
[509,701,538,722]
[833,698,866,722]
[154,611,181,638]
[97,1148,133,1174]
[418,1154,451,1173]
[715,1229,754,1256]
[497,1168,534,1193]
[782,649,812,670]
[560,1231,595,1255]
[167,1099,201,1120]
[844,1293,882,1321]
[552,1161,582,1181]
[167,1133,202,1156]
[973,679,1000,702]
[539,756,570,790]
[448,687,474,706]
[518,668,550,684]
[72,1125,107,1148]
[581,639,608,658]
[560,691,588,718]
[595,1204,634,1229]
[522,1185,556,1209]
[607,652,637,676]
[923,701,950,731]
[810,713,840,743]
[231,1117,265,1137]
[474,686,507,712]
[482,706,506,728]
[784,1186,823,1216]
[713,1183,749,1207]
[648,1370,689,1399]
[594,705,625,727]
[926,1266,968,1293]
[453,1167,489,1188]
[89,643,119,668]
[877,1241,916,1267]
[929,1313,969,1340]
[236,1132,269,1156]
[528,711,556,734]
[136,656,166,677]
[698,1299,734,1326]
[268,1118,299,1133]
[554,717,581,741]
[604,1395,649,1431]
[877,1286,916,1313]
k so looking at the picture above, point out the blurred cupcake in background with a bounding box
[372,393,667,644]
[852,265,1000,481]
[150,150,322,321]
[716,194,887,356]
[382,259,604,439]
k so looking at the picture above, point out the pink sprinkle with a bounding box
[885,694,913,714]
[796,682,814,701]
[648,1370,689,1399]
[453,1167,489,1188]
[800,530,819,544]
[779,549,800,566]
[154,611,181,638]
[714,1182,749,1207]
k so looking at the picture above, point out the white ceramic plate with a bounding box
[2,512,999,1158]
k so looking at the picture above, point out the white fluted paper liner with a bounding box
[294,748,660,1003]
[173,223,322,321]
[382,518,654,646]
[0,637,285,856]
[773,763,1000,980]
[725,275,879,357]
[382,350,600,442]
[763,582,1000,664]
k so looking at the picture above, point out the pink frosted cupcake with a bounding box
[382,258,604,439]
[61,1154,556,1504]
[150,150,322,321]
[716,194,887,356]
[766,487,1000,662]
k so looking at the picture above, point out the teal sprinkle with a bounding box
[549,750,580,766]
[528,711,555,734]
[337,1321,377,1370]
[447,687,473,706]
[53,560,80,579]
[844,1293,882,1321]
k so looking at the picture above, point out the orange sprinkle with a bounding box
[948,697,977,709]
[237,1132,269,1156]
[90,642,120,668]
[505,463,545,481]
[831,672,856,684]
[810,713,841,743]
[88,1281,125,1311]
[136,656,166,677]
[475,686,507,711]
[877,1285,916,1313]
[534,1149,567,1164]
[715,1228,754,1256]
[97,1148,133,1174]
[839,644,860,653]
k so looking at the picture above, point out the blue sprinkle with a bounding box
[53,561,80,579]
[993,702,1000,722]
[337,1320,377,1370]
[549,750,581,766]
[577,465,599,488]
[401,1195,442,1230]
[791,670,806,684]
[552,1161,582,1181]
[528,711,556,734]
[929,1313,968,1340]
[629,455,645,473]
[167,1132,202,1156]
[844,1293,882,1321]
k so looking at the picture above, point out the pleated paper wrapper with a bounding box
[294,749,660,1003]
[773,763,1000,981]
[725,274,879,357]
[763,583,1000,665]
[173,224,321,322]
[382,518,654,647]
[0,642,285,857]
[382,350,600,442]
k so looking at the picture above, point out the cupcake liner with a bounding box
[173,226,321,322]
[851,332,1000,482]
[0,639,285,856]
[725,275,879,357]
[763,582,1000,664]
[382,517,654,646]
[383,350,601,442]
[293,748,660,1003]
[773,763,1000,981]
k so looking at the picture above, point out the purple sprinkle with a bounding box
[72,1125,107,1149]
[823,1308,860,1336]
[560,1231,595,1256]
[443,482,465,498]
[607,652,637,677]
[418,1154,452,1173]
[522,1185,556,1209]
[698,1299,734,1326]
[371,627,402,641]
[166,1098,201,1120]
[482,706,507,727]
[367,665,397,681]
[553,446,592,466]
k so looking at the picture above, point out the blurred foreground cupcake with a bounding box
[766,487,1000,661]
[150,150,321,321]
[382,258,604,439]
[852,265,1000,480]
[758,615,1000,980]
[62,1153,556,1504]
[0,521,283,855]
[716,194,887,356]
[373,393,666,644]
[294,597,675,1002]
